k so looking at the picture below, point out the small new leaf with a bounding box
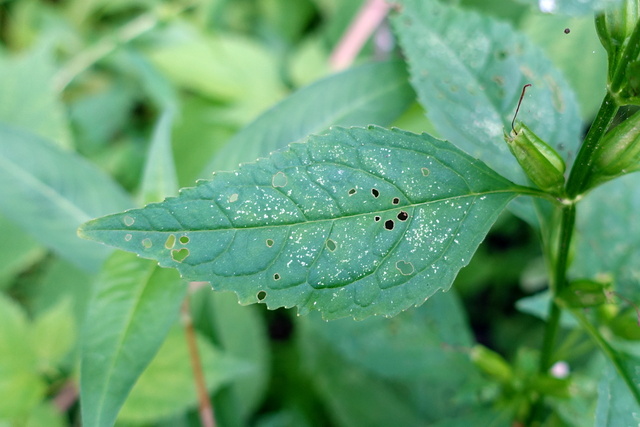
[79,126,520,320]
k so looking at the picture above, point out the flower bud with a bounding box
[470,345,513,384]
[556,278,610,308]
[588,109,640,187]
[596,0,640,103]
[505,122,566,194]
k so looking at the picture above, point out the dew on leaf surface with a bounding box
[124,234,132,241]
[123,215,135,226]
[142,238,152,248]
[228,193,239,203]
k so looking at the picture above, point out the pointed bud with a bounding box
[588,109,640,188]
[505,122,566,194]
[556,278,610,308]
[470,345,513,384]
[596,0,640,104]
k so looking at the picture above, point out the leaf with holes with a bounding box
[79,126,521,319]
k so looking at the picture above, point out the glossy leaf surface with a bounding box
[80,126,518,319]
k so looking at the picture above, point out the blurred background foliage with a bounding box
[0,0,611,425]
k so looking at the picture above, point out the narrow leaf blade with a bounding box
[0,125,132,272]
[80,251,186,427]
[80,126,519,319]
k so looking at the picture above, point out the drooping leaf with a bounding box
[80,126,520,319]
[80,251,186,427]
[392,0,581,185]
[116,326,253,424]
[200,60,415,175]
[0,125,132,272]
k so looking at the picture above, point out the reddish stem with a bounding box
[182,296,216,427]
[329,0,392,71]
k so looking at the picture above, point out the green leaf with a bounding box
[200,60,415,175]
[80,126,519,319]
[516,0,623,16]
[145,28,286,119]
[0,213,44,289]
[0,125,132,272]
[0,295,45,421]
[117,326,252,424]
[80,251,187,427]
[140,108,179,205]
[571,174,640,302]
[596,356,640,425]
[393,0,581,185]
[0,43,72,149]
[31,299,76,374]
[520,12,608,119]
[298,293,502,425]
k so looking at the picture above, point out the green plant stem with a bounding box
[539,204,576,373]
[565,92,619,198]
[570,309,640,406]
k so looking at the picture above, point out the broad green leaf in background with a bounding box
[392,0,581,185]
[0,125,132,272]
[596,355,640,425]
[145,26,287,121]
[515,0,622,16]
[200,60,415,176]
[80,126,520,319]
[520,12,608,120]
[0,295,46,422]
[571,174,640,302]
[116,326,253,424]
[298,293,507,426]
[191,289,270,426]
[80,251,187,427]
[0,43,72,149]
